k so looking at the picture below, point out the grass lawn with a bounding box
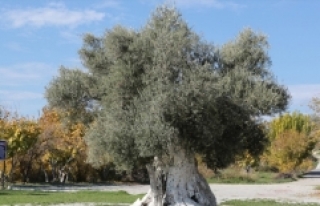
[1,190,319,206]
[207,170,296,184]
[0,190,145,205]
[221,200,320,206]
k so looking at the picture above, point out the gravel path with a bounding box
[10,178,320,205]
[211,178,320,204]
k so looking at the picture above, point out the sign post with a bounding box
[0,140,7,190]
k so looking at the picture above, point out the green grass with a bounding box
[221,199,320,206]
[0,190,145,205]
[1,191,319,206]
[207,170,295,184]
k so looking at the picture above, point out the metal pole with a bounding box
[3,159,5,189]
[1,160,4,189]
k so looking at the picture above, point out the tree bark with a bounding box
[9,156,17,183]
[131,146,217,206]
[49,159,58,182]
[22,151,35,183]
[59,166,69,184]
[42,169,49,183]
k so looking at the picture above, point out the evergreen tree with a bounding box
[45,6,290,206]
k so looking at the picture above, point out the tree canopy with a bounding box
[45,6,290,171]
[264,112,316,173]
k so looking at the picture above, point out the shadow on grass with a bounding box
[0,191,50,195]
[0,192,10,195]
[28,193,50,196]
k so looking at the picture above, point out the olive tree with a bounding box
[45,5,290,206]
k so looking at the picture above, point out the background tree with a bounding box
[268,129,315,174]
[36,108,88,183]
[264,112,316,174]
[310,96,320,131]
[268,112,313,140]
[310,96,320,116]
[235,122,268,171]
[45,5,290,206]
[0,112,41,182]
[0,108,10,181]
[309,96,320,152]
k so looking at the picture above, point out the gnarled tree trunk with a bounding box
[132,146,217,206]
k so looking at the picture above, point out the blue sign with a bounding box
[0,140,6,160]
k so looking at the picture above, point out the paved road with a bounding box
[10,178,320,205]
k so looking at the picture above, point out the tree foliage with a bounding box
[309,96,320,139]
[310,96,320,116]
[37,108,87,182]
[45,6,290,171]
[0,110,41,181]
[268,112,313,140]
[0,114,40,157]
[265,112,316,173]
[0,108,95,183]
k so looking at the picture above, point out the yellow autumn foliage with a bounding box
[0,110,41,179]
[37,108,87,181]
[236,150,258,168]
[264,112,317,173]
[267,129,315,173]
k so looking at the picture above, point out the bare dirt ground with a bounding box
[10,178,320,205]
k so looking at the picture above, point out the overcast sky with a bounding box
[0,0,319,118]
